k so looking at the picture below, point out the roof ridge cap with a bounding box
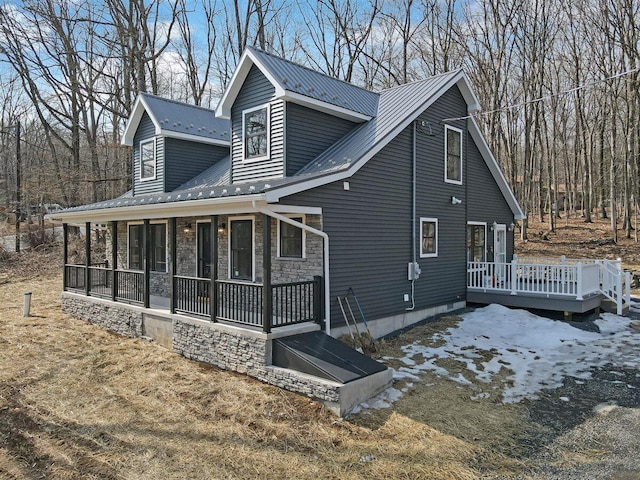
[139,92,219,114]
[378,69,463,93]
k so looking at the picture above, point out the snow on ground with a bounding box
[356,304,640,413]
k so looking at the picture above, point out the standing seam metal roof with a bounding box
[247,47,379,117]
[140,92,231,143]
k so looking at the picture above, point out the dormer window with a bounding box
[140,139,156,180]
[243,104,269,161]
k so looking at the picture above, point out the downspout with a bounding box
[252,201,331,335]
[407,121,417,311]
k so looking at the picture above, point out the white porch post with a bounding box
[510,259,517,295]
[576,262,583,300]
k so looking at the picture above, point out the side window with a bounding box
[467,223,486,262]
[140,139,156,180]
[278,217,304,258]
[420,218,438,258]
[243,105,269,161]
[445,125,462,184]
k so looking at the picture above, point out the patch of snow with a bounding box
[559,396,570,402]
[378,304,640,405]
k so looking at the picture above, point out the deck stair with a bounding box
[467,256,632,316]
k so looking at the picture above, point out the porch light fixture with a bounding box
[218,222,227,235]
[508,222,515,232]
[491,221,498,231]
[451,196,462,205]
[183,223,193,234]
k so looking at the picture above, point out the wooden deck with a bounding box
[467,257,631,317]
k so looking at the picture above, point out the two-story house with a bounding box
[51,47,524,415]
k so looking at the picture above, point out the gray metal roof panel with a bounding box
[248,47,379,117]
[140,93,231,142]
[175,156,231,191]
[296,71,461,176]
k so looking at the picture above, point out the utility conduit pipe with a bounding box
[252,201,331,335]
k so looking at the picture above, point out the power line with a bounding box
[443,67,640,122]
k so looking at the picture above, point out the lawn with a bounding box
[0,216,638,479]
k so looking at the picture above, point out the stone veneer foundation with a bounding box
[61,292,391,415]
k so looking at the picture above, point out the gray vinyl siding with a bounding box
[164,138,229,191]
[231,65,284,183]
[132,112,163,196]
[466,137,515,259]
[280,85,515,328]
[285,103,357,175]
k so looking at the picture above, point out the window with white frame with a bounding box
[467,223,486,262]
[420,218,438,257]
[243,105,269,160]
[140,139,156,180]
[445,125,462,184]
[278,216,305,258]
[128,223,167,272]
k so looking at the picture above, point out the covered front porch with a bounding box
[467,255,632,317]
[61,209,325,334]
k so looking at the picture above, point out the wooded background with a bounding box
[0,0,638,239]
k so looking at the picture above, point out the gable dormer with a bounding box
[122,93,230,195]
[216,47,379,184]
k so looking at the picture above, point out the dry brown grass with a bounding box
[2,217,634,479]
[0,251,514,480]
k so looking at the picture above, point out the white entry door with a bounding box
[494,224,507,281]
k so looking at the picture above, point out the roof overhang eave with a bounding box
[47,193,268,224]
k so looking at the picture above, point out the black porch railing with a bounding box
[88,267,111,297]
[172,276,322,330]
[65,264,321,331]
[64,264,86,290]
[114,270,144,304]
[174,276,211,317]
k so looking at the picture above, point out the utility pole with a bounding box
[15,120,20,253]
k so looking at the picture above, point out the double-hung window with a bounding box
[128,223,167,272]
[243,105,269,160]
[445,125,462,184]
[140,139,156,180]
[420,218,438,258]
[278,217,305,258]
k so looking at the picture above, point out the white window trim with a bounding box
[228,215,256,282]
[242,103,270,162]
[444,125,463,185]
[467,221,487,262]
[419,217,438,258]
[139,138,157,182]
[277,214,306,259]
[126,220,168,272]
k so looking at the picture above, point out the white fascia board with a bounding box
[122,95,161,146]
[216,47,284,119]
[160,130,230,147]
[266,73,464,202]
[456,73,483,114]
[48,194,268,223]
[281,91,372,123]
[468,116,526,220]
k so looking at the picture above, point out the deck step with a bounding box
[600,299,630,316]
[272,331,387,384]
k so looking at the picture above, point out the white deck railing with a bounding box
[468,257,631,315]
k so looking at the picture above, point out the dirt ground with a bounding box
[0,217,638,479]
